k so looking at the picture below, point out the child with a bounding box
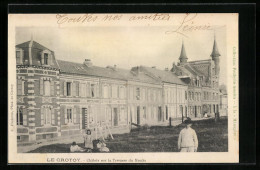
[178,118,198,152]
[96,139,110,152]
[84,129,94,150]
[100,140,110,152]
[70,142,85,152]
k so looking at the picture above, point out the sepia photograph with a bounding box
[8,13,238,163]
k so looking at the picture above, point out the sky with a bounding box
[16,26,227,85]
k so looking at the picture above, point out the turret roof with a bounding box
[210,37,221,57]
[179,41,188,60]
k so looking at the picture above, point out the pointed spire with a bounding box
[211,34,221,58]
[30,32,34,42]
[179,40,188,65]
[179,40,188,59]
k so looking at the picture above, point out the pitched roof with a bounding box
[140,66,186,85]
[188,59,211,77]
[16,40,59,69]
[57,60,160,84]
[16,41,54,52]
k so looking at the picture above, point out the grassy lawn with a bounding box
[28,118,228,153]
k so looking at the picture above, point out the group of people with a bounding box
[70,117,199,153]
[70,129,110,153]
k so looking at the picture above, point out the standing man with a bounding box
[178,118,198,152]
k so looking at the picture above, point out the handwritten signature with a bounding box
[165,13,212,37]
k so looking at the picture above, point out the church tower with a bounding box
[179,40,188,65]
[210,35,221,75]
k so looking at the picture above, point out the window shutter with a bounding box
[79,83,82,97]
[88,82,91,97]
[73,107,77,123]
[76,107,80,124]
[64,81,67,96]
[74,106,80,124]
[82,83,86,97]
[41,107,44,126]
[23,108,27,126]
[65,107,68,124]
[85,83,89,97]
[50,81,54,96]
[50,54,53,65]
[17,79,22,95]
[76,82,79,96]
[40,79,43,95]
[96,84,99,98]
[51,109,55,125]
[60,81,64,96]
[72,82,76,97]
[48,54,51,65]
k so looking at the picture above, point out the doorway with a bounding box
[113,108,118,126]
[137,106,140,125]
[158,106,162,121]
[165,106,168,120]
[185,106,187,117]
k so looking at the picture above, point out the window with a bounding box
[136,88,140,100]
[147,89,151,101]
[119,86,125,99]
[16,51,21,64]
[158,91,161,102]
[150,89,153,101]
[119,107,127,124]
[44,80,51,96]
[80,83,86,97]
[41,107,52,125]
[129,87,134,100]
[192,92,194,100]
[112,85,118,98]
[106,107,112,125]
[66,109,73,124]
[44,53,48,65]
[17,107,23,125]
[91,84,95,97]
[151,107,154,119]
[17,79,25,95]
[45,108,51,125]
[76,83,79,96]
[142,88,146,101]
[143,107,146,119]
[185,91,187,100]
[103,85,109,98]
[66,82,71,96]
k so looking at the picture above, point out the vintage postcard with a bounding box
[8,13,239,163]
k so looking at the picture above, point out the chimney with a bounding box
[83,59,93,67]
[171,62,176,72]
[131,66,140,74]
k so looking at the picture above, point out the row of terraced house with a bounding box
[16,36,222,142]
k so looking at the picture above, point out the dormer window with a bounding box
[44,53,48,65]
[16,48,23,65]
[41,50,52,66]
